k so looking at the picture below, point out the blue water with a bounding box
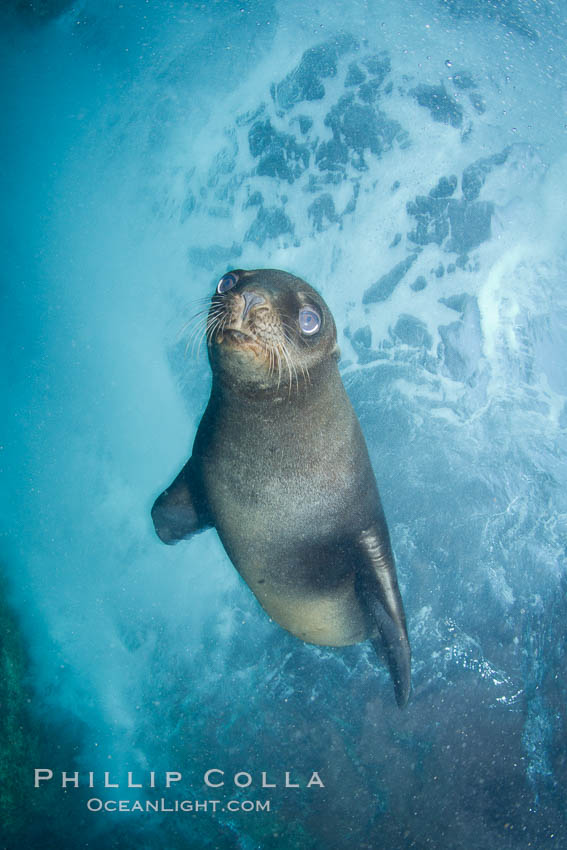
[1,1,567,847]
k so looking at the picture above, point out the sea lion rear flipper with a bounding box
[151,459,212,544]
[356,524,411,708]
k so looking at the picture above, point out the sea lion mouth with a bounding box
[216,327,268,359]
[228,328,251,340]
[217,327,254,344]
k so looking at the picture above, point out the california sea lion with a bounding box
[152,269,411,706]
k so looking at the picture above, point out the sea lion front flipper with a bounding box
[151,459,213,544]
[356,524,411,708]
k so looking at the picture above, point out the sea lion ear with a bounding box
[151,460,213,544]
[332,343,341,360]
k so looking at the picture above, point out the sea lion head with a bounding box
[206,268,339,393]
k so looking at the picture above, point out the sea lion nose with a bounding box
[241,291,265,320]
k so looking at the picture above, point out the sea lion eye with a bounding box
[217,272,239,294]
[299,307,321,336]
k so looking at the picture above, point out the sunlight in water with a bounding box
[1,0,567,846]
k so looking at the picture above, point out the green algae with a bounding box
[0,571,41,841]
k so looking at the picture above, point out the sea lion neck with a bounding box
[210,355,343,413]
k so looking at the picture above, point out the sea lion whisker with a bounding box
[205,307,227,327]
[190,295,219,308]
[278,341,295,397]
[194,313,225,357]
[275,345,283,390]
[205,311,226,333]
[185,318,208,357]
[278,333,300,395]
[212,314,230,346]
[287,342,299,395]
[206,303,226,315]
[202,316,226,353]
[273,341,287,394]
[281,326,312,388]
[178,307,214,339]
[205,315,225,345]
[186,308,226,357]
[281,324,301,355]
[274,341,287,394]
[265,342,279,387]
[291,350,300,395]
[187,320,211,359]
[295,354,311,387]
[179,306,225,345]
[182,295,217,313]
[192,330,208,359]
[272,347,281,388]
[178,295,223,330]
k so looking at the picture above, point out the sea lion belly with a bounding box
[195,391,375,646]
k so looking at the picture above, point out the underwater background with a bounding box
[1,0,567,847]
